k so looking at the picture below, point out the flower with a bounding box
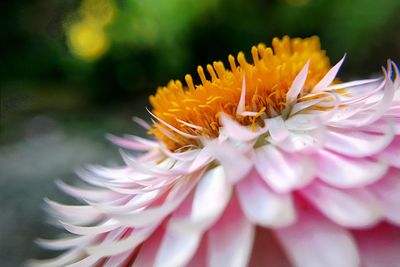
[30,36,400,267]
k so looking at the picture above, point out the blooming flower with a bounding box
[30,36,400,267]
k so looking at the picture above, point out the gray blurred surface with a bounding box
[0,112,144,266]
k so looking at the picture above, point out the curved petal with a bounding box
[324,127,394,157]
[207,196,255,267]
[171,166,232,232]
[185,236,207,267]
[315,150,388,187]
[265,116,289,143]
[236,170,296,227]
[131,225,165,267]
[275,208,360,267]
[206,142,252,183]
[254,145,315,193]
[220,114,266,141]
[354,223,400,267]
[301,181,382,228]
[313,55,346,92]
[368,169,400,225]
[154,225,201,267]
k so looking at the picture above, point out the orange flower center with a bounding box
[149,36,333,150]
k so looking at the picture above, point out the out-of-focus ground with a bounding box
[1,0,400,266]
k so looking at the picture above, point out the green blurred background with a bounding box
[0,0,399,266]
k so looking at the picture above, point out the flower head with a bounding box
[31,36,400,267]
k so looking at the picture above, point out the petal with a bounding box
[324,127,394,157]
[171,166,232,232]
[27,249,84,267]
[206,142,252,183]
[313,55,346,92]
[85,225,157,257]
[254,145,314,193]
[354,223,400,267]
[236,170,296,227]
[132,225,165,267]
[220,113,265,141]
[265,116,289,143]
[154,224,201,267]
[207,196,255,267]
[374,136,400,168]
[315,150,388,187]
[185,236,207,267]
[286,61,310,105]
[275,208,360,267]
[248,227,291,267]
[301,181,382,228]
[368,169,400,225]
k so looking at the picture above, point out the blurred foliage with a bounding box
[1,0,400,116]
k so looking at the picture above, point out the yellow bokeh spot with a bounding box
[67,20,108,61]
[79,0,116,26]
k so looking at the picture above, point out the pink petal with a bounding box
[132,225,165,267]
[207,196,255,267]
[301,181,382,228]
[354,223,400,267]
[275,208,360,267]
[185,236,207,267]
[374,136,400,168]
[254,145,315,193]
[368,168,400,225]
[315,150,388,187]
[236,170,296,227]
[103,251,133,267]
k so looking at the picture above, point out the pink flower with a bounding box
[31,37,400,267]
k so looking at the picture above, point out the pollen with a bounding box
[149,36,333,150]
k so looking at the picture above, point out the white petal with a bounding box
[275,209,360,267]
[286,61,310,105]
[206,142,252,183]
[171,166,232,232]
[35,236,93,251]
[85,224,157,256]
[207,196,255,267]
[313,55,346,92]
[236,170,296,227]
[265,116,289,142]
[154,225,201,267]
[324,126,394,157]
[315,150,388,187]
[254,145,314,193]
[301,182,382,227]
[27,249,84,267]
[220,113,266,141]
